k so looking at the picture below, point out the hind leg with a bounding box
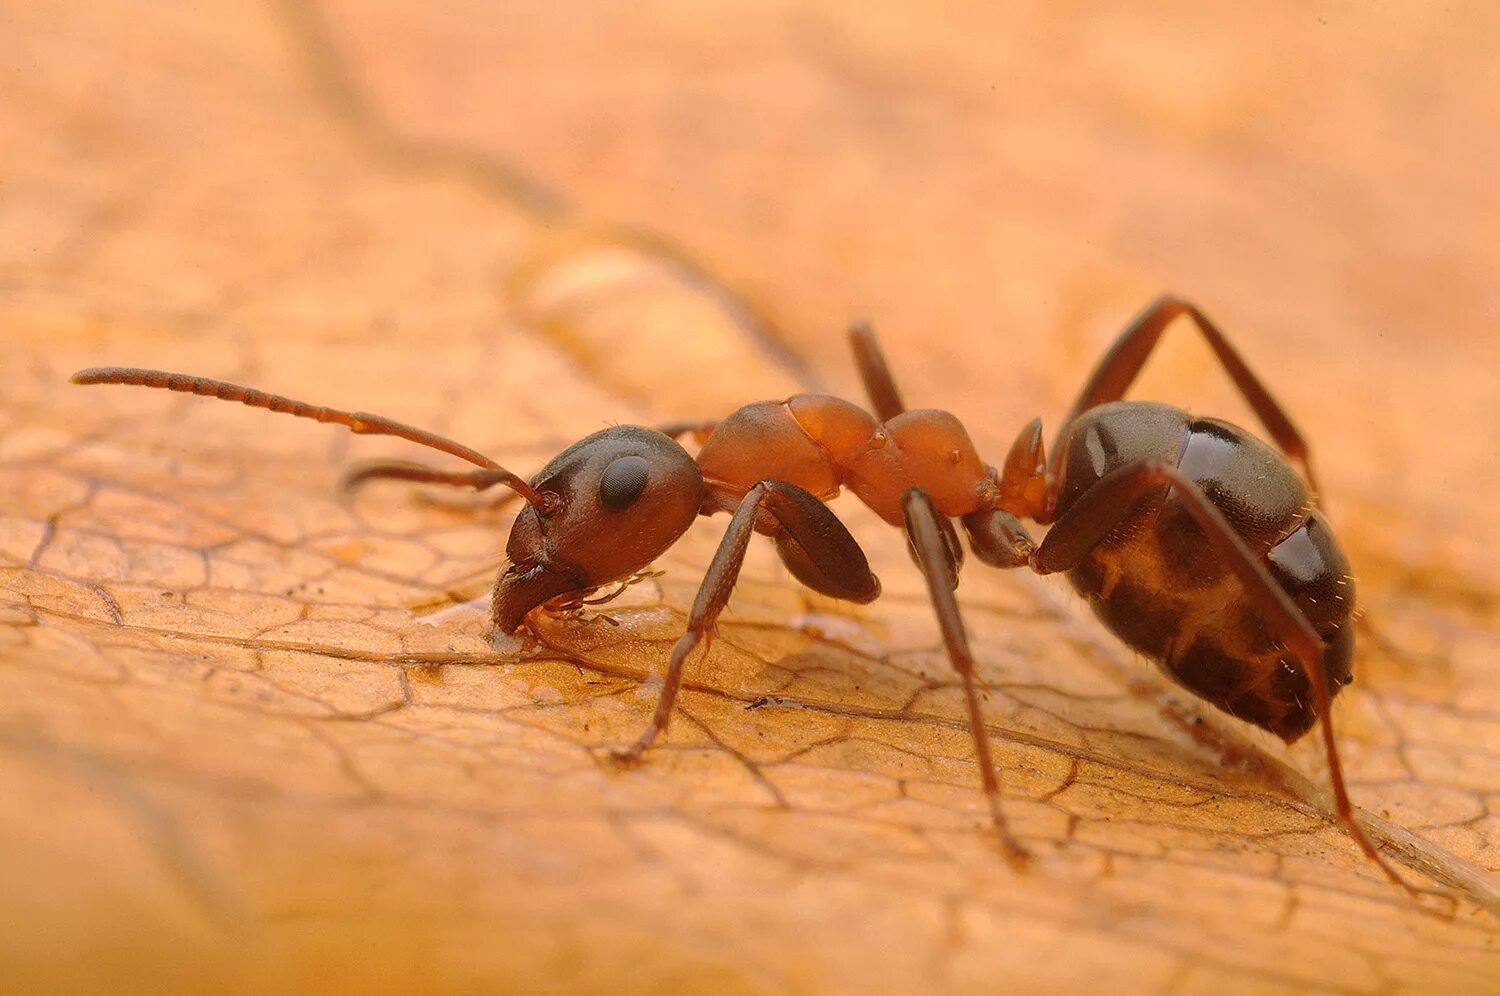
[1054,296,1318,495]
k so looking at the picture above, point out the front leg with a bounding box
[612,479,878,763]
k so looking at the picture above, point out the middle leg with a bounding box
[848,320,907,421]
[903,486,1030,869]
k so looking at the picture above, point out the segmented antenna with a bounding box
[70,367,555,510]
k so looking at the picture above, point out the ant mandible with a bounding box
[70,295,1432,896]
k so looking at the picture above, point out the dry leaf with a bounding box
[3,3,1499,994]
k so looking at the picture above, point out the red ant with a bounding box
[71,295,1436,896]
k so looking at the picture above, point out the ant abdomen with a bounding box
[1054,401,1354,742]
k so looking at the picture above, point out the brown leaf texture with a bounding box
[3,3,1500,994]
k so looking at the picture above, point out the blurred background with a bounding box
[3,3,1498,994]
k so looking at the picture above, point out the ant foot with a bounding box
[1000,838,1032,873]
[607,744,648,769]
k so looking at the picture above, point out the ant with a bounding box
[71,295,1436,897]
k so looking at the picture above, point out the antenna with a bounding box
[70,367,554,510]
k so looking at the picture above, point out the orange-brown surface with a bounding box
[3,3,1499,994]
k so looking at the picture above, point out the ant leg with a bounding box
[850,330,1028,845]
[903,514,964,591]
[848,321,908,420]
[1054,296,1319,495]
[902,487,1030,869]
[1032,461,1440,899]
[612,480,878,764]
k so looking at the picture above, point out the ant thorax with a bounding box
[696,394,998,525]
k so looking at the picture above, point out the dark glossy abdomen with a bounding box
[1056,402,1355,742]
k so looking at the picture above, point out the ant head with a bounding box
[492,426,704,632]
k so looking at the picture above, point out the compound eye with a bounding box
[599,455,651,511]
